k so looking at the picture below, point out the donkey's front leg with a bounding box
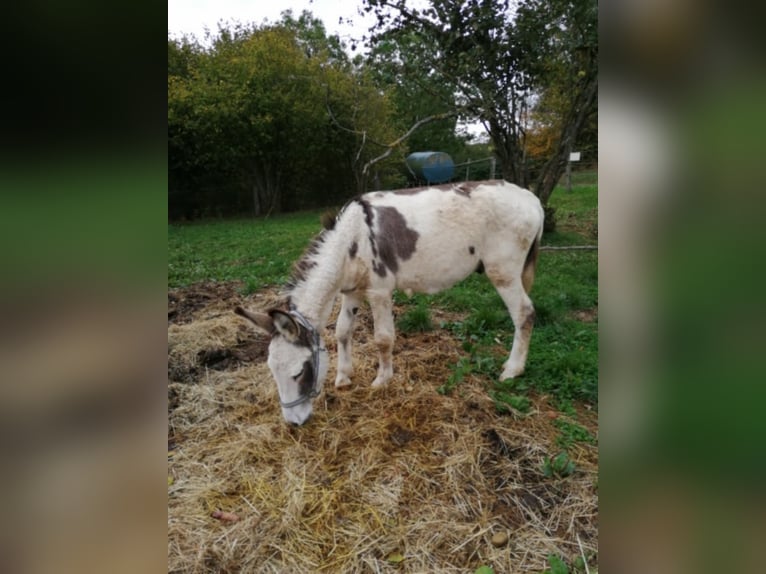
[369,292,395,388]
[335,292,363,388]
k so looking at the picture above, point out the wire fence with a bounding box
[449,157,598,187]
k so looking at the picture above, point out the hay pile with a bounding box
[168,285,598,573]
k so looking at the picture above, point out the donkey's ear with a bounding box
[268,309,301,342]
[234,306,274,334]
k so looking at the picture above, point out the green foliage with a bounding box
[553,419,596,450]
[475,566,495,574]
[168,13,402,219]
[437,357,470,396]
[542,453,575,478]
[366,32,467,182]
[493,378,532,414]
[491,390,532,415]
[542,554,570,574]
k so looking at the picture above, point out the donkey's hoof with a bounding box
[500,365,524,381]
[371,375,391,388]
[335,375,353,389]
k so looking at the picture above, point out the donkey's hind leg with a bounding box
[369,292,395,388]
[487,267,536,380]
[335,292,363,388]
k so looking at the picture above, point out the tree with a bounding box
[361,0,597,206]
[168,12,402,217]
[517,0,597,204]
[366,34,465,158]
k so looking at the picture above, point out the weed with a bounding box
[553,419,596,450]
[542,452,575,478]
[542,554,570,574]
[397,302,433,333]
[437,357,471,395]
[572,552,596,573]
[542,548,596,574]
[491,390,531,414]
[495,377,530,394]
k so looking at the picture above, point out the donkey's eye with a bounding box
[291,367,305,381]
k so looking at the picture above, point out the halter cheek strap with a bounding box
[279,310,326,409]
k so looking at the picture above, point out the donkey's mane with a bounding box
[284,231,329,295]
[283,201,356,296]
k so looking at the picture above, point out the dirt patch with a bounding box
[169,281,287,324]
[168,282,598,573]
[168,281,246,324]
[570,306,598,323]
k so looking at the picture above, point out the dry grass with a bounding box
[168,286,598,573]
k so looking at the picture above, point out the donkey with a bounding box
[235,180,544,425]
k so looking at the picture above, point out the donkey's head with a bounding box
[235,306,328,425]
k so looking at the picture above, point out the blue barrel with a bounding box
[406,151,455,183]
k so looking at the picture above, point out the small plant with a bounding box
[553,419,595,450]
[396,302,433,333]
[438,357,470,395]
[440,350,501,395]
[495,377,529,394]
[572,552,596,573]
[491,390,531,414]
[542,452,575,478]
[541,554,569,574]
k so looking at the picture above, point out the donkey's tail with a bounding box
[522,217,544,294]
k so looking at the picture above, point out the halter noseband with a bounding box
[279,309,326,409]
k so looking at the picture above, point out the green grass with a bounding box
[168,212,323,290]
[167,183,598,414]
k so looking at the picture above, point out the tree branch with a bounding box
[361,111,456,177]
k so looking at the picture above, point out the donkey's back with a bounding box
[354,180,544,295]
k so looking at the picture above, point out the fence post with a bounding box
[566,160,572,193]
[490,156,496,180]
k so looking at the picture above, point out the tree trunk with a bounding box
[490,121,522,187]
[533,73,598,206]
[249,159,283,216]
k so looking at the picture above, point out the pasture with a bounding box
[168,182,598,573]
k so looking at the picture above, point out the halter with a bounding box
[279,309,326,409]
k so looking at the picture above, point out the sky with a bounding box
[167,0,375,45]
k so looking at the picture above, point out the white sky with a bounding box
[167,0,375,45]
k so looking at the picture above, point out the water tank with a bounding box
[405,151,455,184]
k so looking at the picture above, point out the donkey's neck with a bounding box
[287,225,350,331]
